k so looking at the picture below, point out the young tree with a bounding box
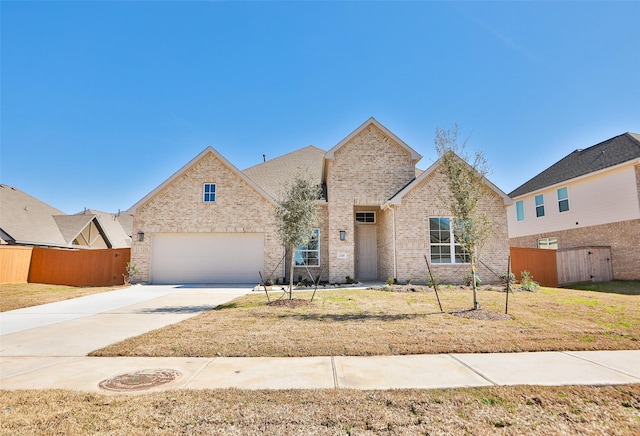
[435,124,493,309]
[274,173,320,300]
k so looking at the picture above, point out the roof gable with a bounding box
[78,209,132,248]
[385,155,512,207]
[325,117,422,162]
[509,132,640,198]
[128,146,277,214]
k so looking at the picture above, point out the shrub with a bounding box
[520,270,540,291]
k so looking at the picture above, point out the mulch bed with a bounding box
[267,298,309,308]
[449,308,513,321]
[376,284,530,293]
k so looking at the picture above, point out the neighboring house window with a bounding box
[535,194,545,217]
[429,217,470,264]
[538,237,558,249]
[516,200,525,221]
[557,187,569,212]
[203,183,216,202]
[355,211,376,223]
[295,229,320,267]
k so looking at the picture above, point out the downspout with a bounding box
[383,202,398,280]
[392,206,397,280]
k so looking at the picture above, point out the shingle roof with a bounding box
[242,145,326,199]
[53,214,97,244]
[509,132,640,198]
[77,209,132,248]
[0,184,113,248]
[0,184,68,246]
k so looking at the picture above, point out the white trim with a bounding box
[428,217,470,265]
[203,183,216,203]
[294,228,320,267]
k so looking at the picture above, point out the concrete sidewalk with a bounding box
[2,351,639,392]
[1,284,639,393]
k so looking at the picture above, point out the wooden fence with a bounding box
[0,246,34,284]
[28,247,131,287]
[557,246,613,285]
[510,247,559,288]
[510,246,613,287]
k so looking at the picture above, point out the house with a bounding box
[128,118,512,285]
[75,209,133,248]
[508,132,640,280]
[0,184,113,249]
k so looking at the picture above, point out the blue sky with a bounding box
[2,1,639,214]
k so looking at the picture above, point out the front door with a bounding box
[356,224,377,280]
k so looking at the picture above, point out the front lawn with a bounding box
[0,283,125,312]
[2,385,639,435]
[91,286,640,357]
[564,280,640,295]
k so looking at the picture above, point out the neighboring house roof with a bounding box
[325,117,423,163]
[76,209,133,248]
[128,146,277,214]
[385,155,512,207]
[54,214,99,244]
[509,132,640,198]
[0,184,112,248]
[243,145,326,199]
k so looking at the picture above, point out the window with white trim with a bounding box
[535,194,545,217]
[295,229,320,267]
[429,217,470,264]
[355,211,376,223]
[516,200,525,221]
[203,183,216,202]
[557,187,569,212]
[537,237,558,249]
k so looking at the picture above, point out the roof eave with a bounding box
[510,158,640,199]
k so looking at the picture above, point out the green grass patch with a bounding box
[563,280,640,295]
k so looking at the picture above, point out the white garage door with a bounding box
[150,233,264,284]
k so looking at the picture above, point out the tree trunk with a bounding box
[472,255,478,309]
[288,246,295,300]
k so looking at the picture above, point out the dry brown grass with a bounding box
[0,283,125,312]
[91,286,640,357]
[1,385,639,435]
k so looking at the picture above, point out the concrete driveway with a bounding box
[0,284,253,356]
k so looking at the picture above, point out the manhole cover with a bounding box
[99,369,181,392]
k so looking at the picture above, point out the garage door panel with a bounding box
[150,233,264,284]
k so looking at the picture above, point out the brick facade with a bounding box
[130,151,282,283]
[325,124,416,283]
[510,219,640,280]
[130,119,511,285]
[391,167,509,285]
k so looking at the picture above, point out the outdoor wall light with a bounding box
[339,230,346,241]
[137,231,145,242]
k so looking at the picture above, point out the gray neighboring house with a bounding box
[0,184,113,249]
[508,132,640,280]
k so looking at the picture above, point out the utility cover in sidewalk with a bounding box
[99,369,181,392]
